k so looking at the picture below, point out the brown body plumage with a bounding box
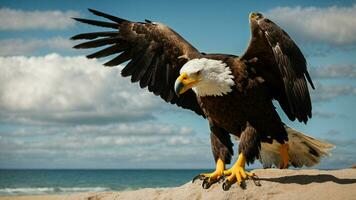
[198,55,288,164]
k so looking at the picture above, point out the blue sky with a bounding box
[0,0,355,169]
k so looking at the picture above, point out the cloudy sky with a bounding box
[0,0,355,169]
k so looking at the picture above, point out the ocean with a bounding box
[0,169,212,196]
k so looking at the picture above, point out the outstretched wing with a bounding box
[71,9,205,117]
[241,13,315,123]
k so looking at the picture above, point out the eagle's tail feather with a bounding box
[259,125,334,168]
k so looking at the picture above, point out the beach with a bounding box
[0,195,63,200]
[1,168,355,200]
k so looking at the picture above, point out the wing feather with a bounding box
[241,14,314,123]
[70,31,118,40]
[86,44,126,59]
[103,51,132,67]
[73,37,120,49]
[72,9,204,117]
[139,54,157,88]
[131,48,155,82]
[87,8,126,23]
[72,18,118,29]
[121,49,145,77]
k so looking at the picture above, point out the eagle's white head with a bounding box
[174,58,235,97]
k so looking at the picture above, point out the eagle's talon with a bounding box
[192,174,205,183]
[239,181,247,190]
[202,176,222,189]
[218,175,226,183]
[221,153,257,189]
[222,179,232,191]
[193,159,225,188]
[249,174,261,186]
[202,177,212,189]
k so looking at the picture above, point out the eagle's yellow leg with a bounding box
[201,158,225,179]
[222,153,256,190]
[192,158,225,188]
[279,143,289,169]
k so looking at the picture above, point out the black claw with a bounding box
[239,181,247,190]
[222,180,232,191]
[202,177,212,189]
[249,174,261,186]
[202,176,221,189]
[193,174,223,189]
[217,175,225,183]
[192,174,205,183]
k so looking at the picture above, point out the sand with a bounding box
[1,168,355,200]
[0,195,64,200]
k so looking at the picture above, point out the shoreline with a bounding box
[1,168,355,200]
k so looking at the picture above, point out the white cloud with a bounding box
[1,124,198,149]
[0,54,212,168]
[0,37,74,56]
[267,5,356,45]
[0,8,79,30]
[310,64,356,79]
[0,122,208,168]
[0,54,161,125]
[0,126,172,150]
[318,137,356,169]
[312,111,338,119]
[312,83,356,102]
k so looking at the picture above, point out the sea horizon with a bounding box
[0,169,213,196]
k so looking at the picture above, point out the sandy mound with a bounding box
[66,168,356,200]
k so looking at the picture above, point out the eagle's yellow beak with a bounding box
[249,12,263,20]
[174,72,199,95]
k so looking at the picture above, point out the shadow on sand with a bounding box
[260,174,356,185]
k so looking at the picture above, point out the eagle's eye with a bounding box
[196,70,201,75]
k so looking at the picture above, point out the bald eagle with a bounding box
[72,9,334,190]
